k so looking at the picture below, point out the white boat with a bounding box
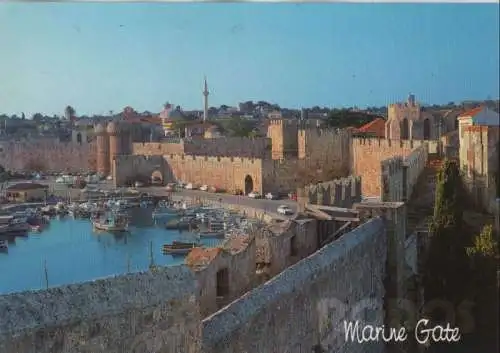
[0,216,30,235]
[92,214,129,232]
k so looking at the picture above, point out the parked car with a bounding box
[185,183,196,190]
[265,192,280,200]
[199,185,209,191]
[166,183,176,191]
[277,205,293,215]
[247,191,261,199]
[135,181,144,188]
[233,189,244,195]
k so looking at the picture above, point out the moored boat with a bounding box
[197,231,225,239]
[92,214,129,232]
[0,239,8,250]
[162,241,197,255]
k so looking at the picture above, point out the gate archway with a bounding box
[244,175,254,195]
[151,170,164,185]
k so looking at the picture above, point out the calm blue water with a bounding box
[0,208,218,295]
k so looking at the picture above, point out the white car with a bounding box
[265,192,279,200]
[135,181,144,188]
[277,205,293,215]
[106,175,113,181]
[185,183,196,190]
[55,177,65,183]
[200,185,209,191]
[247,191,261,199]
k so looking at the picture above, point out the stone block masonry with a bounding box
[352,137,427,197]
[201,218,387,353]
[301,175,362,208]
[0,139,96,173]
[0,266,201,353]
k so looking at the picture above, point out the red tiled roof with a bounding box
[355,118,386,137]
[458,106,483,118]
[185,247,221,268]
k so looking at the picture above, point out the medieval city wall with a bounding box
[352,137,425,197]
[0,266,201,353]
[165,154,264,193]
[301,176,362,208]
[132,137,271,159]
[267,119,299,159]
[403,145,429,200]
[202,217,387,353]
[132,140,185,156]
[113,155,171,186]
[183,137,271,158]
[0,139,96,173]
[461,126,499,213]
[298,128,351,172]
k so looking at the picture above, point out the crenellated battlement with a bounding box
[352,137,427,149]
[164,153,262,166]
[298,126,351,138]
[299,175,362,209]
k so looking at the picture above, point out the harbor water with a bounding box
[0,207,220,295]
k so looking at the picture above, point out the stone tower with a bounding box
[266,114,298,159]
[95,123,110,176]
[107,121,122,177]
[203,76,209,122]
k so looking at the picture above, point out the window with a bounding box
[290,236,298,257]
[216,268,229,297]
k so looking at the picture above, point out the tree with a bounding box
[423,160,470,309]
[466,224,499,333]
[64,105,76,120]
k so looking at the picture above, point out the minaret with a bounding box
[203,76,209,122]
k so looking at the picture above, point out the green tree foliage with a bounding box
[466,224,499,332]
[218,117,255,137]
[324,109,381,129]
[423,160,470,308]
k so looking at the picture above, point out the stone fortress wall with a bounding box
[132,136,272,159]
[298,127,351,171]
[460,125,499,212]
[352,137,434,197]
[300,175,362,209]
[0,138,97,173]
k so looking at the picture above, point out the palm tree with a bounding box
[64,105,76,120]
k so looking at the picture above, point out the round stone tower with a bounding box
[107,121,122,175]
[94,123,110,176]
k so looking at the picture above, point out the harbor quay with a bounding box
[0,186,275,295]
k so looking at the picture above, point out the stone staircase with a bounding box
[406,155,444,237]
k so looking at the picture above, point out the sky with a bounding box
[0,3,499,117]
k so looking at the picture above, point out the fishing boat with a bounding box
[92,213,129,232]
[152,207,179,219]
[0,215,30,235]
[162,241,197,255]
[198,230,225,239]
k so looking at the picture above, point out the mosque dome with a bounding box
[94,123,106,134]
[106,121,120,134]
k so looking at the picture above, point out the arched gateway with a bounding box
[244,175,254,195]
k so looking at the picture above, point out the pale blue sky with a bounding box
[0,3,498,117]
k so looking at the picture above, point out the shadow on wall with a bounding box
[201,218,387,353]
